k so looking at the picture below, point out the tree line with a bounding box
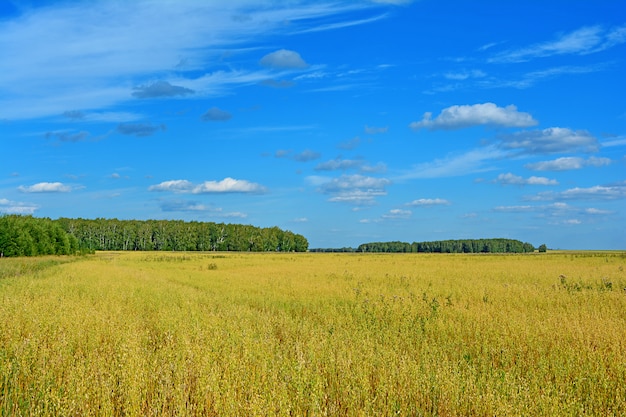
[357,239,536,253]
[0,215,79,257]
[0,215,309,257]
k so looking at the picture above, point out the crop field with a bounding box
[1,251,625,416]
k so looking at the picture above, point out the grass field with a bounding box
[1,251,625,416]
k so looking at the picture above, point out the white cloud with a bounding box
[584,208,613,215]
[601,136,626,147]
[399,145,505,179]
[314,174,391,205]
[296,13,389,34]
[158,199,247,217]
[493,202,614,225]
[149,178,266,194]
[493,205,534,213]
[406,198,450,206]
[499,127,598,154]
[443,69,486,80]
[327,190,387,205]
[525,156,611,171]
[0,2,380,120]
[0,198,39,214]
[360,162,387,173]
[18,182,73,193]
[193,178,266,194]
[410,102,537,131]
[260,49,308,69]
[160,200,213,212]
[223,212,248,219]
[528,182,626,201]
[314,157,386,173]
[381,209,412,219]
[148,180,193,193]
[558,184,626,200]
[496,64,606,89]
[315,158,363,171]
[490,24,626,63]
[495,173,558,186]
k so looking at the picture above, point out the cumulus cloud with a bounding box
[201,107,232,122]
[527,182,626,201]
[260,49,308,69]
[495,173,558,186]
[499,127,598,154]
[525,156,611,171]
[132,81,194,99]
[148,180,193,193]
[149,178,266,194]
[381,209,412,219]
[409,103,537,131]
[490,24,626,63]
[493,202,614,226]
[313,174,391,205]
[18,182,73,193]
[116,122,165,137]
[406,198,450,206]
[0,198,39,214]
[194,178,265,193]
[315,158,364,171]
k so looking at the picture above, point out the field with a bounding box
[1,251,625,416]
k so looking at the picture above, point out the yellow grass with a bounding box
[1,251,625,416]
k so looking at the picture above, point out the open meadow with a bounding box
[1,251,625,416]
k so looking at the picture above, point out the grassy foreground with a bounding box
[1,251,625,416]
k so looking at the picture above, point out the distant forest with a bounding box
[311,239,539,253]
[356,239,537,253]
[0,215,308,257]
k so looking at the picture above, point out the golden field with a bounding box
[0,251,625,416]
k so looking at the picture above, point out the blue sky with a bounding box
[1,0,625,249]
